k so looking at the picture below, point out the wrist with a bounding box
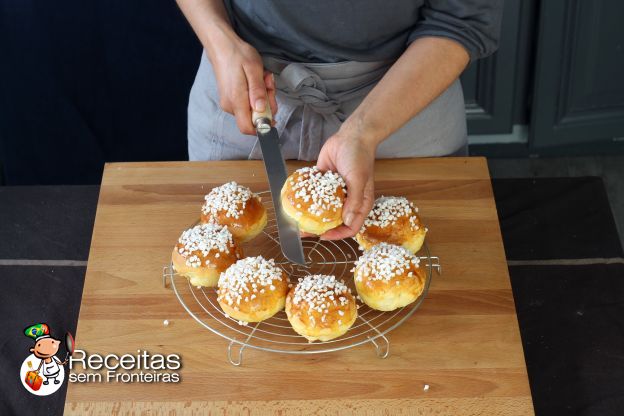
[201,21,243,61]
[339,113,385,149]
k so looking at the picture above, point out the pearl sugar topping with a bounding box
[177,223,234,267]
[354,243,420,282]
[292,274,352,313]
[362,196,420,231]
[289,167,346,217]
[218,256,284,305]
[202,181,256,220]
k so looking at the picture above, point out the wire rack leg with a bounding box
[227,323,260,366]
[420,255,442,275]
[162,265,174,289]
[429,256,442,275]
[369,335,390,359]
[227,341,245,366]
[358,315,391,359]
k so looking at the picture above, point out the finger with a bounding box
[264,71,278,119]
[217,71,243,115]
[319,224,354,241]
[336,176,375,239]
[316,146,336,172]
[231,89,255,135]
[244,63,268,116]
[299,231,316,238]
[218,96,233,115]
[228,67,256,133]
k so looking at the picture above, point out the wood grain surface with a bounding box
[64,158,534,415]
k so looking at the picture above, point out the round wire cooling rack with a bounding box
[162,191,441,366]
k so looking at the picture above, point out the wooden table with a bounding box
[65,158,534,415]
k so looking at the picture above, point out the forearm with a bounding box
[175,0,241,60]
[341,37,470,147]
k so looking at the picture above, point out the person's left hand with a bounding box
[316,131,376,240]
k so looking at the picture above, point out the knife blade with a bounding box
[253,103,306,265]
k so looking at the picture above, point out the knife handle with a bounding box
[252,92,273,134]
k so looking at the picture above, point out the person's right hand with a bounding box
[210,38,277,135]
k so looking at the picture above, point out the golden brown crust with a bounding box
[356,196,427,253]
[201,190,267,242]
[171,248,218,287]
[220,296,286,323]
[171,247,241,287]
[355,263,425,311]
[217,257,289,323]
[171,224,242,288]
[285,275,357,342]
[355,222,426,253]
[354,243,426,311]
[280,167,346,235]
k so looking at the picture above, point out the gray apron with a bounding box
[188,53,467,161]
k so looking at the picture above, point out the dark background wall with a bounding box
[0,0,201,185]
[1,0,623,185]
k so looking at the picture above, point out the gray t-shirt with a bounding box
[224,0,503,63]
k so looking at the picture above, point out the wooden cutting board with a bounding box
[64,158,534,415]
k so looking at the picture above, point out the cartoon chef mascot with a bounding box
[24,323,68,385]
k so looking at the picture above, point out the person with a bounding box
[177,1,502,240]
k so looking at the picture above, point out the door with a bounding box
[530,0,624,150]
[461,0,525,134]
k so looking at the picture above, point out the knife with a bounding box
[252,101,307,265]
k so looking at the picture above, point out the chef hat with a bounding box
[24,323,51,341]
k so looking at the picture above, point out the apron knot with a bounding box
[248,57,392,161]
[275,63,346,160]
[279,63,343,116]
